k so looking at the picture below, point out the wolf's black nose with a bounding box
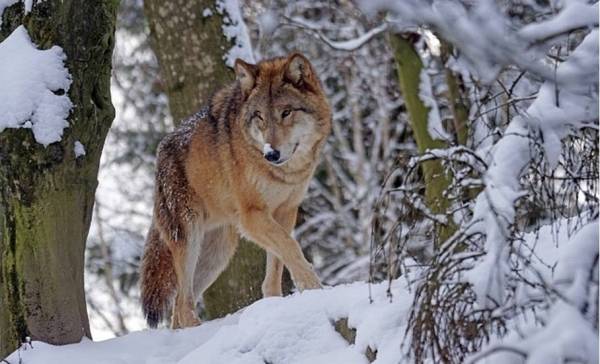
[265,149,280,162]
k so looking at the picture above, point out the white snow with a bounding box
[286,16,388,51]
[258,10,278,36]
[469,220,600,364]
[6,280,414,364]
[216,0,255,67]
[317,23,388,51]
[74,140,86,157]
[465,29,599,307]
[519,1,599,42]
[0,25,72,146]
[526,29,599,168]
[418,69,449,141]
[202,8,213,18]
[5,220,596,363]
[465,116,531,307]
[554,221,599,301]
[358,0,570,82]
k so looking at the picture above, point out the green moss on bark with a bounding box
[0,0,118,357]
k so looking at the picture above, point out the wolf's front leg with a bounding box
[240,207,321,292]
[262,252,284,297]
[261,207,298,297]
[168,224,203,329]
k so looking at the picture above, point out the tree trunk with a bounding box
[388,33,455,245]
[0,0,117,358]
[144,0,265,320]
[440,42,470,146]
[144,0,234,123]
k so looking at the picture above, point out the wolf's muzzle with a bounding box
[264,149,281,163]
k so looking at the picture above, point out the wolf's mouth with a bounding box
[270,143,299,166]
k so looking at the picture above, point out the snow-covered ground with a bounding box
[5,217,597,363]
[5,280,413,364]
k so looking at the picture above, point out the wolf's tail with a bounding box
[140,225,176,328]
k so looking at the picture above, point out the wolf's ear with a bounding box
[234,59,257,97]
[284,53,317,92]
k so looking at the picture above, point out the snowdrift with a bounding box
[5,280,411,364]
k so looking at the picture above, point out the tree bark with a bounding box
[144,0,265,320]
[440,42,470,146]
[144,0,234,123]
[0,0,117,358]
[388,33,455,245]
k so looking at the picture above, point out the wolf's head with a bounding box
[234,53,331,167]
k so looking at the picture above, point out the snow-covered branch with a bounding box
[282,16,388,51]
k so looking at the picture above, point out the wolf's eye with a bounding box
[281,109,291,119]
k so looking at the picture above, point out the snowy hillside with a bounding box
[5,218,598,363]
[5,280,412,364]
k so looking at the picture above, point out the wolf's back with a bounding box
[140,225,176,327]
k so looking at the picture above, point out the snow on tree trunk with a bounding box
[0,0,117,357]
[144,0,264,319]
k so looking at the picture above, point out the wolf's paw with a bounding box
[181,314,202,328]
[171,308,201,329]
[294,272,322,291]
[262,283,283,297]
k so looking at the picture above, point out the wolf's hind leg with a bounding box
[169,222,203,329]
[192,225,239,299]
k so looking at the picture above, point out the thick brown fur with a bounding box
[140,53,332,328]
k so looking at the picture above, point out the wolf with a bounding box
[140,53,332,329]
